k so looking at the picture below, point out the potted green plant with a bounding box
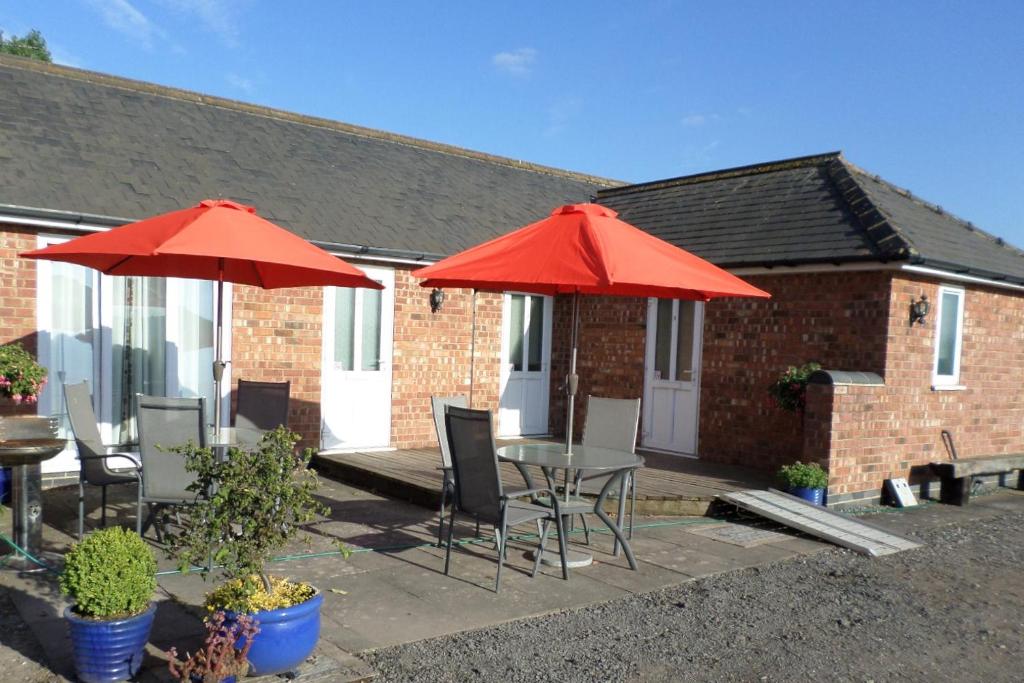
[165,426,329,677]
[0,342,47,406]
[167,611,258,683]
[777,461,829,505]
[59,526,158,683]
[768,361,821,413]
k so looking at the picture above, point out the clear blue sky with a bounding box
[3,1,1023,245]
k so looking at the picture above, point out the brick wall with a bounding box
[549,294,647,441]
[820,274,1024,503]
[229,282,324,449]
[696,271,891,471]
[390,268,502,449]
[0,226,40,418]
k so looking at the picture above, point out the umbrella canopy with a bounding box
[23,199,382,436]
[412,203,770,452]
[22,199,382,290]
[414,203,770,301]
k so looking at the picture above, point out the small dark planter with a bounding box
[790,486,825,506]
[65,602,156,683]
[228,589,323,677]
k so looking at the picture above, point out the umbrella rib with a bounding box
[101,254,136,275]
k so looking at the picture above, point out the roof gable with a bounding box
[597,152,1024,284]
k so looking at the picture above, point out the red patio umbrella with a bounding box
[413,203,770,452]
[23,199,382,434]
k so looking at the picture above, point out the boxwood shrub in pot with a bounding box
[777,461,829,505]
[59,526,157,683]
[165,427,329,677]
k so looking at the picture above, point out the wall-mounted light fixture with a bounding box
[429,288,445,313]
[909,294,930,326]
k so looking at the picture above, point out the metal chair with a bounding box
[559,396,643,546]
[431,395,468,547]
[234,379,290,446]
[64,382,141,540]
[443,406,568,593]
[135,394,207,540]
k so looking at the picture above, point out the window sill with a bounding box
[931,384,966,392]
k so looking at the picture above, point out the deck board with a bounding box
[313,439,773,515]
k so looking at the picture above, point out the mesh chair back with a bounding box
[64,382,111,483]
[582,396,641,453]
[235,379,290,437]
[136,395,206,503]
[445,406,503,523]
[431,395,468,468]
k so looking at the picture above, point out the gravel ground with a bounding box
[363,509,1024,682]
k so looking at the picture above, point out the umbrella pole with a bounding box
[212,259,225,442]
[469,289,477,408]
[565,292,580,455]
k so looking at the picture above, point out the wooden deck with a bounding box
[312,440,773,516]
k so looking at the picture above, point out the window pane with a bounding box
[333,288,355,370]
[654,299,672,380]
[112,277,167,444]
[674,301,696,381]
[361,288,382,371]
[509,295,524,371]
[39,261,96,440]
[527,296,544,371]
[936,291,960,377]
[172,278,215,404]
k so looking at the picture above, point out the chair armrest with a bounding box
[79,452,142,471]
[503,486,554,500]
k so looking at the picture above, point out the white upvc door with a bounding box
[642,298,703,455]
[320,266,394,451]
[498,293,552,437]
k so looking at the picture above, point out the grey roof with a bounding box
[0,55,614,258]
[598,152,1024,285]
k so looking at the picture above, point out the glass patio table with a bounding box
[497,443,642,570]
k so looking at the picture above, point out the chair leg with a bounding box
[101,486,108,528]
[78,481,85,541]
[136,488,143,536]
[579,513,591,545]
[443,510,457,576]
[475,516,481,538]
[437,484,448,548]
[629,471,638,540]
[532,519,550,578]
[554,514,569,581]
[495,509,509,593]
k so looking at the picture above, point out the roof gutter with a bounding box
[0,203,443,267]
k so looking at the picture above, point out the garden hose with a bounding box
[0,516,722,576]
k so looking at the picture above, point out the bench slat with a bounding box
[930,454,1024,478]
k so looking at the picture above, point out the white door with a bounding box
[321,266,394,450]
[498,293,552,437]
[642,298,703,455]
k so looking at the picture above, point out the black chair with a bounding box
[135,394,207,539]
[443,406,568,592]
[234,379,290,445]
[64,382,141,540]
[430,395,468,547]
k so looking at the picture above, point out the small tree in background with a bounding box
[0,29,52,62]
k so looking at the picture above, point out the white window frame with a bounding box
[931,285,965,388]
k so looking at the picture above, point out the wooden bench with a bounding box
[929,454,1024,505]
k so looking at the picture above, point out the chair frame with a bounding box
[135,394,207,540]
[234,378,291,443]
[64,382,141,540]
[442,405,569,592]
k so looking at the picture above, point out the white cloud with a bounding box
[159,0,240,47]
[86,0,162,49]
[544,96,582,138]
[225,72,254,94]
[681,114,707,127]
[492,47,537,77]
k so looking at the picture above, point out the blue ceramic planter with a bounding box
[65,603,156,683]
[790,486,825,506]
[229,589,323,677]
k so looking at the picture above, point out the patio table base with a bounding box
[528,547,593,569]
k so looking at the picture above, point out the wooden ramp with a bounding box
[719,489,922,557]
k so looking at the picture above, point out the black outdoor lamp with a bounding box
[429,288,445,313]
[909,294,930,326]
